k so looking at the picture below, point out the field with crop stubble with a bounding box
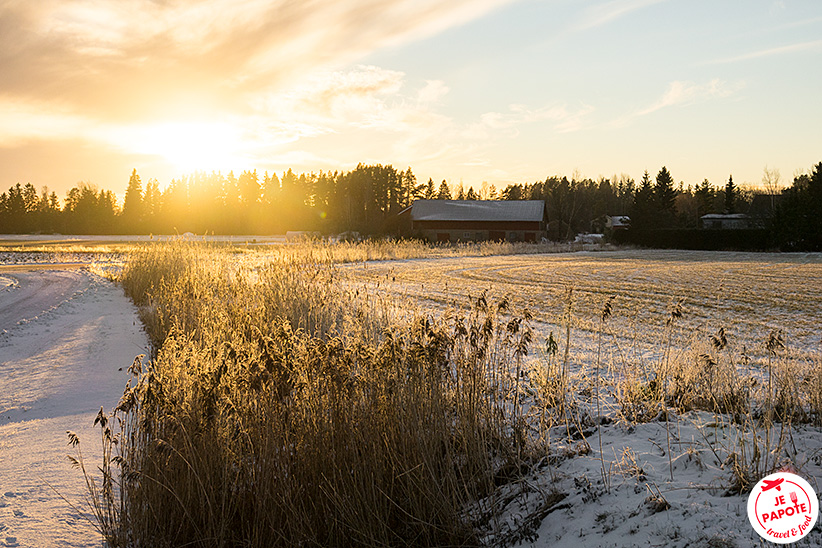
[349,250,822,358]
[71,242,822,548]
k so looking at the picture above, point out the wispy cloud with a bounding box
[573,0,668,31]
[254,65,451,138]
[704,39,822,65]
[231,65,460,170]
[0,0,517,125]
[610,79,743,127]
[465,102,595,139]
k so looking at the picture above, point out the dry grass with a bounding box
[69,243,822,546]
[77,241,547,548]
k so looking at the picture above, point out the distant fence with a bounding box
[611,229,771,251]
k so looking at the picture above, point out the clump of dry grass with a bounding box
[255,237,593,265]
[77,241,542,548]
[71,241,822,542]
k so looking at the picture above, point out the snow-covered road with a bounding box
[0,268,148,548]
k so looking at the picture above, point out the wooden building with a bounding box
[700,213,753,230]
[410,199,546,242]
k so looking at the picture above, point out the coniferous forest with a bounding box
[0,162,820,251]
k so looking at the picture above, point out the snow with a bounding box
[1,249,820,547]
[477,414,822,547]
[352,251,822,546]
[0,266,148,548]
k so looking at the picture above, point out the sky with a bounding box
[0,0,820,198]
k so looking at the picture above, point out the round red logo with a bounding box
[748,472,819,544]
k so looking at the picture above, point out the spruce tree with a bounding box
[630,170,654,230]
[724,175,737,214]
[436,180,451,200]
[121,169,143,232]
[654,167,676,215]
[424,178,436,199]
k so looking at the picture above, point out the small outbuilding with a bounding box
[700,213,753,230]
[605,215,630,231]
[410,199,546,243]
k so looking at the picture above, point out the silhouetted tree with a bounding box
[501,184,522,201]
[771,162,822,250]
[724,175,737,214]
[630,171,655,230]
[653,166,677,227]
[436,180,451,200]
[694,179,715,219]
[424,178,436,199]
[121,169,144,232]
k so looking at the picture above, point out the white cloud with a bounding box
[705,39,822,65]
[770,1,786,14]
[0,0,519,123]
[610,79,744,127]
[255,66,448,134]
[417,81,450,104]
[465,102,594,138]
[0,100,101,145]
[573,0,668,31]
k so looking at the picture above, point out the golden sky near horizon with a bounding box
[0,0,820,197]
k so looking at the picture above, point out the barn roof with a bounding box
[411,200,545,222]
[700,213,749,220]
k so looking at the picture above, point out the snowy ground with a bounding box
[474,412,822,547]
[1,248,820,547]
[0,265,148,548]
[349,251,822,547]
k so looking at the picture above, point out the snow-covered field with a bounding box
[349,250,822,547]
[2,247,821,547]
[0,265,148,548]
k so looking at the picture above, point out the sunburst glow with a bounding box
[126,121,249,173]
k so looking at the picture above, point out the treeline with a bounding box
[0,165,426,235]
[1,162,820,250]
[500,167,761,240]
[770,162,822,251]
[0,182,117,234]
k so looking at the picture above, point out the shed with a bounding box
[606,215,630,231]
[411,199,546,242]
[700,213,752,230]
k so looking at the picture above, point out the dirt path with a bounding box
[0,268,148,548]
[0,268,89,332]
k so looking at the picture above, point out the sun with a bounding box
[126,120,249,173]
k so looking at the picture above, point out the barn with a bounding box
[410,199,547,243]
[700,213,753,230]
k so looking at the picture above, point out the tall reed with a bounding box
[84,241,535,547]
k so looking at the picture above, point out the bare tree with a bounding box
[762,165,782,211]
[762,166,781,194]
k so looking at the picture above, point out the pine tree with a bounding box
[424,178,436,199]
[400,168,419,206]
[436,180,451,200]
[239,170,261,208]
[724,175,737,214]
[22,183,39,213]
[630,170,654,230]
[771,162,822,250]
[694,179,715,217]
[121,169,144,231]
[654,167,676,215]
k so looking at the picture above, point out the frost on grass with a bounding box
[48,244,822,547]
[0,263,147,548]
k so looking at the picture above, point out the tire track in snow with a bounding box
[0,268,149,548]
